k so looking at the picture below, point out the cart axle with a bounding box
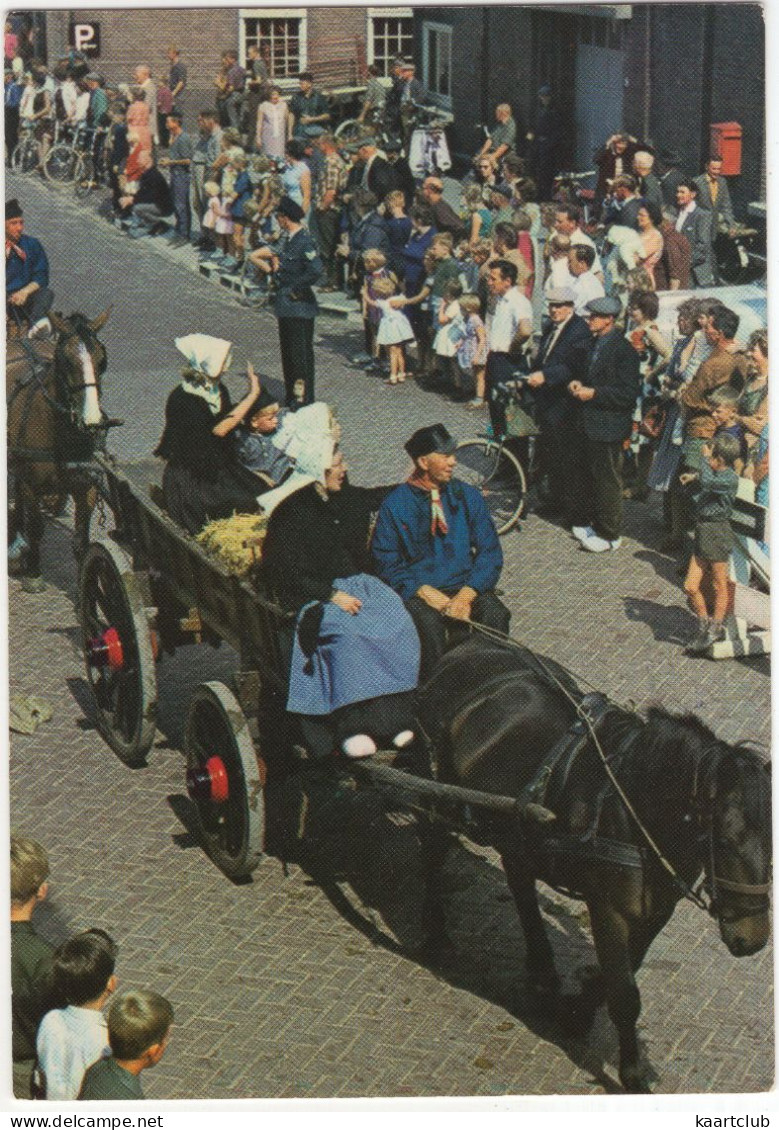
[87,627,124,671]
[187,756,229,804]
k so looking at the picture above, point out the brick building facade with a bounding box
[29,5,765,214]
[412,3,765,215]
[41,6,415,126]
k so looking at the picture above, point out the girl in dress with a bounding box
[457,293,488,409]
[201,180,234,260]
[366,276,415,386]
[433,280,466,397]
[360,250,395,373]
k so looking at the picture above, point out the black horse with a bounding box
[416,635,772,1092]
[7,309,111,591]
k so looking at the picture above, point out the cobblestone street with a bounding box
[7,174,772,1100]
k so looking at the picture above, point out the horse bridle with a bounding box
[691,743,771,922]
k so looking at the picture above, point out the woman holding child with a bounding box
[155,334,262,534]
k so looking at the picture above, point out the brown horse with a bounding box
[7,308,111,591]
[416,635,772,1092]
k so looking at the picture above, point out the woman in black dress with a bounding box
[260,432,420,759]
[155,333,262,533]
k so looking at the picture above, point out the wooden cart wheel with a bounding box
[78,539,158,766]
[185,682,265,879]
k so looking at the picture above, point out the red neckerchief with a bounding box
[6,239,25,261]
[408,470,449,536]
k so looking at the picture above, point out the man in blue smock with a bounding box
[372,424,510,677]
[5,198,53,336]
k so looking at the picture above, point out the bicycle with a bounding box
[454,380,539,535]
[42,120,83,185]
[552,169,597,227]
[73,126,110,201]
[10,121,41,174]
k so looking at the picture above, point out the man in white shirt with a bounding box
[568,245,605,315]
[553,204,604,281]
[485,258,533,437]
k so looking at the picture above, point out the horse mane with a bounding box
[641,705,770,831]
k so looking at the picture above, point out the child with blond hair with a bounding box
[457,293,488,408]
[361,249,395,373]
[366,275,415,385]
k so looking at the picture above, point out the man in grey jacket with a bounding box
[675,180,716,287]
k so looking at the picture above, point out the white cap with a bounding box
[174,333,233,378]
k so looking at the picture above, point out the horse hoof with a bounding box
[621,1070,653,1094]
[21,576,46,594]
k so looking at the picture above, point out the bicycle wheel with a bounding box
[74,153,95,199]
[12,137,39,174]
[454,438,527,535]
[334,118,367,143]
[44,143,78,185]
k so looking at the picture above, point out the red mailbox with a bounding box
[710,121,742,175]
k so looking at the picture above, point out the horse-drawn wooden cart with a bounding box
[80,452,541,882]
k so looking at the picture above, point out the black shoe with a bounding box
[685,619,711,655]
[701,622,727,650]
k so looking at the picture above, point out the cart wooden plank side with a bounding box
[79,453,541,880]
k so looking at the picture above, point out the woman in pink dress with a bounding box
[636,203,664,289]
[255,86,289,159]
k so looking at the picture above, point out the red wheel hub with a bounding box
[186,756,229,804]
[87,626,124,671]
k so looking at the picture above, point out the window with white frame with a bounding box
[368,7,413,76]
[423,21,452,106]
[240,9,307,82]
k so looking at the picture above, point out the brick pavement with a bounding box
[6,174,773,1099]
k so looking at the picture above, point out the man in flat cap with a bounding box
[564,295,641,552]
[357,137,394,204]
[372,424,510,676]
[270,195,323,408]
[526,287,591,517]
[5,198,53,337]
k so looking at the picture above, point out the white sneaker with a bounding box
[571,525,594,542]
[392,729,415,750]
[341,734,377,759]
[28,317,51,339]
[581,534,622,553]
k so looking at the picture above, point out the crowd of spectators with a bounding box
[5,47,768,619]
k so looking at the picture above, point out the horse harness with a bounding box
[8,325,105,465]
[466,620,763,917]
[516,692,651,893]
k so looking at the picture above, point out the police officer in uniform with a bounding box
[270,195,323,408]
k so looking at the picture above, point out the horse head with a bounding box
[49,308,111,429]
[696,739,772,957]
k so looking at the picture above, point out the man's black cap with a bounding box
[405,424,457,461]
[5,198,23,219]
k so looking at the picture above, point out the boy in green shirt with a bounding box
[79,990,173,1101]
